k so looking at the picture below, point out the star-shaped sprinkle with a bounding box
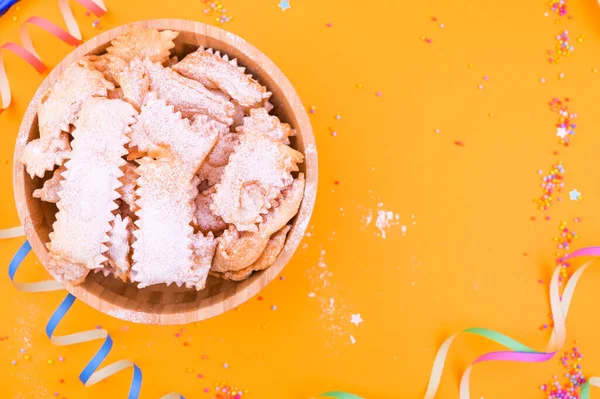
[556,127,568,139]
[350,313,363,326]
[569,189,581,201]
[278,0,290,11]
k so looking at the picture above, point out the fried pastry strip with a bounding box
[47,98,136,283]
[173,47,271,108]
[144,59,234,124]
[129,93,220,173]
[131,157,215,289]
[211,133,303,232]
[236,107,294,144]
[212,174,305,274]
[21,59,114,178]
[106,26,178,64]
[32,166,65,203]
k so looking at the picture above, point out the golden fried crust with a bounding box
[129,93,219,174]
[236,107,294,144]
[211,175,304,275]
[211,133,303,232]
[213,225,290,281]
[107,56,149,110]
[106,26,178,64]
[173,47,271,108]
[144,59,235,124]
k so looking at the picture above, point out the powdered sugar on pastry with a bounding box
[190,232,217,290]
[237,107,294,144]
[21,134,71,180]
[106,26,178,64]
[21,59,113,178]
[173,47,271,108]
[130,93,219,173]
[107,57,149,110]
[215,225,290,281]
[211,133,304,232]
[104,214,132,281]
[211,174,304,273]
[197,132,239,187]
[193,187,227,234]
[131,157,204,289]
[143,59,234,124]
[48,98,136,283]
[117,161,138,212]
[261,173,305,235]
[33,166,65,203]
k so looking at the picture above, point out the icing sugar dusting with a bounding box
[306,248,354,347]
[358,198,412,238]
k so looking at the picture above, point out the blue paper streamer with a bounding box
[8,240,184,399]
[46,293,144,399]
[8,239,31,282]
[0,0,19,17]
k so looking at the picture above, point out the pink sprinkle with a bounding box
[538,279,544,284]
[454,141,464,147]
[204,388,210,393]
[326,23,332,27]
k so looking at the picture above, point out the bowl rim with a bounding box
[13,19,318,325]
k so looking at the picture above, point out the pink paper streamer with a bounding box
[0,0,107,114]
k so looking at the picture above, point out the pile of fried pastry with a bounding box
[20,27,305,290]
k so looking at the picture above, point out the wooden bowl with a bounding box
[13,19,317,325]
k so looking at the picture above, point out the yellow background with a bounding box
[4,0,600,398]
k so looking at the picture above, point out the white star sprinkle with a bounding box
[350,313,363,326]
[556,127,568,139]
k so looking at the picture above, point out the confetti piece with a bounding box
[202,0,232,23]
[278,0,290,11]
[540,343,585,399]
[549,0,568,17]
[569,189,581,201]
[350,335,356,344]
[534,162,564,211]
[549,97,577,146]
[454,141,464,146]
[548,30,577,64]
[350,313,363,326]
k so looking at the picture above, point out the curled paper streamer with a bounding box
[0,0,107,114]
[316,247,600,399]
[423,247,600,399]
[320,392,365,399]
[0,0,19,17]
[0,225,24,239]
[4,235,184,399]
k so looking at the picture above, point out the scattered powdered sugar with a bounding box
[357,198,414,238]
[305,247,355,347]
[375,209,399,239]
